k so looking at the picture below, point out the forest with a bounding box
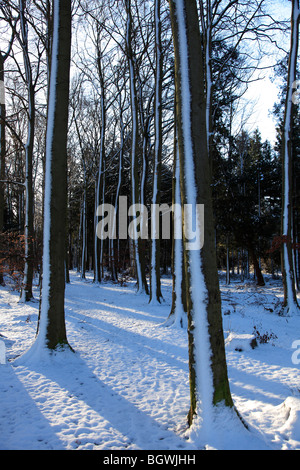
[0,0,299,452]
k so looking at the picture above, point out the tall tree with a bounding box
[20,0,72,357]
[18,0,36,302]
[94,21,107,284]
[125,0,148,294]
[0,26,15,286]
[150,0,163,304]
[165,120,187,328]
[168,0,244,443]
[0,1,38,299]
[280,0,300,315]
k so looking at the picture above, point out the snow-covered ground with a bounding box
[0,271,299,450]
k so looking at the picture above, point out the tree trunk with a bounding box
[281,0,300,314]
[110,97,124,282]
[166,123,187,328]
[0,19,14,287]
[23,0,72,355]
[0,55,6,286]
[198,0,213,159]
[248,243,265,286]
[125,0,148,295]
[168,0,238,437]
[81,188,87,279]
[19,0,35,302]
[226,235,230,285]
[150,0,163,304]
[94,35,106,284]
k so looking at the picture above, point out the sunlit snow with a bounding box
[0,271,299,450]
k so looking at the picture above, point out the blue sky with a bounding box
[242,0,293,143]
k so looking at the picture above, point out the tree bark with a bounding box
[168,0,236,432]
[150,0,163,304]
[19,0,35,302]
[33,0,72,352]
[0,55,6,286]
[110,93,125,281]
[125,0,148,295]
[166,122,187,327]
[94,32,106,284]
[248,243,265,286]
[281,0,300,314]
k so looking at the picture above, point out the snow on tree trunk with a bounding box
[19,0,35,303]
[94,44,106,284]
[125,0,148,295]
[17,0,72,360]
[150,0,163,304]
[281,0,300,315]
[168,0,244,444]
[110,96,125,282]
[81,185,87,280]
[94,153,103,283]
[165,125,187,328]
[0,53,7,286]
[74,113,87,281]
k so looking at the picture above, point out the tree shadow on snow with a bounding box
[0,364,65,450]
[14,351,193,450]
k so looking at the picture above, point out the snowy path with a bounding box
[0,272,299,450]
[0,274,191,450]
